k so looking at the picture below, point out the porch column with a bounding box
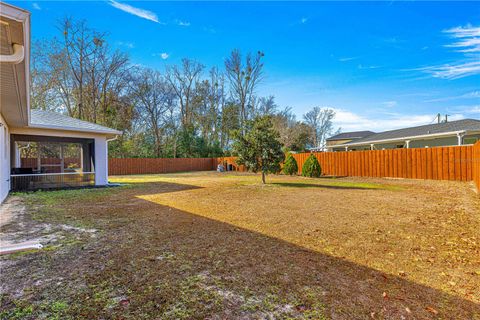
[457,132,465,146]
[345,146,348,151]
[94,136,108,185]
[370,143,375,150]
[405,140,411,148]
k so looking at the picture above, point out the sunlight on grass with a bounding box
[129,172,478,305]
[10,172,479,316]
[110,172,403,191]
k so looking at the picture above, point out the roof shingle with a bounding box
[343,119,480,145]
[29,109,122,135]
[327,131,375,141]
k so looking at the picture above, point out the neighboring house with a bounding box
[1,3,121,203]
[325,131,375,152]
[330,119,480,152]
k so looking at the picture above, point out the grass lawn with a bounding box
[1,172,479,319]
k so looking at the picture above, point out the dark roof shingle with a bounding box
[327,131,375,141]
[343,119,480,145]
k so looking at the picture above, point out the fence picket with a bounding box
[105,144,480,192]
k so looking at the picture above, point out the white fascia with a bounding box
[27,123,123,137]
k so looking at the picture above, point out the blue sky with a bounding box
[15,1,480,132]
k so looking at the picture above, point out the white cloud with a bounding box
[32,2,41,10]
[444,24,480,52]
[301,17,308,24]
[467,106,480,113]
[423,90,480,103]
[109,1,160,23]
[176,20,191,27]
[357,64,381,70]
[116,41,134,49]
[338,57,357,62]
[331,108,464,132]
[152,52,169,59]
[418,60,480,80]
[382,101,397,108]
[419,24,480,79]
[446,104,480,115]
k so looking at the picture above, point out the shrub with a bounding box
[302,154,322,178]
[283,154,298,175]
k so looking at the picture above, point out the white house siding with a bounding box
[0,113,10,203]
[9,127,111,186]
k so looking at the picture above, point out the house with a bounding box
[1,3,121,203]
[325,131,375,152]
[330,119,480,152]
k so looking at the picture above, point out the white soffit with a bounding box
[0,3,30,127]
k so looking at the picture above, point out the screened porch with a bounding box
[10,134,96,191]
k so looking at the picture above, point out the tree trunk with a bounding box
[261,171,266,184]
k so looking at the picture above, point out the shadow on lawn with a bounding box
[270,182,381,190]
[2,180,478,319]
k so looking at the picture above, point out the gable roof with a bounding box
[342,119,480,146]
[29,109,122,135]
[327,131,375,141]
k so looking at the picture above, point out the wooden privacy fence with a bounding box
[473,142,480,190]
[108,157,216,175]
[216,143,480,186]
[218,143,480,181]
[108,142,480,191]
[291,145,473,182]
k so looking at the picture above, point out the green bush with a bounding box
[282,154,298,175]
[302,154,322,178]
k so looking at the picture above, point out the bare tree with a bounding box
[130,68,175,157]
[224,49,264,131]
[257,95,278,116]
[165,58,204,127]
[60,17,104,119]
[303,107,339,150]
[192,67,226,145]
[271,107,311,152]
[32,17,132,132]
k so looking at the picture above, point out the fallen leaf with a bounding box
[426,306,438,314]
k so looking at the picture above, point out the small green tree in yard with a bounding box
[302,154,322,177]
[233,116,285,184]
[283,154,298,175]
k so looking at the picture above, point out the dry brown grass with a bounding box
[1,171,479,319]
